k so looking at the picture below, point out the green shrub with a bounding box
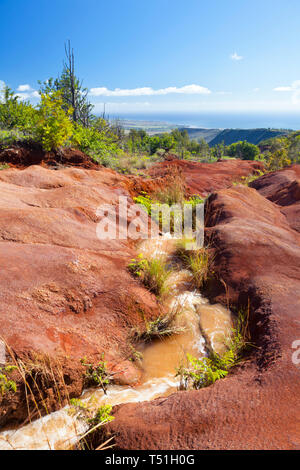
[0,86,37,132]
[34,91,73,151]
[71,119,122,166]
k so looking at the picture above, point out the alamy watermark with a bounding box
[0,339,5,365]
[292,340,300,365]
[95,196,204,249]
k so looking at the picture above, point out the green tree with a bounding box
[0,85,37,131]
[38,41,93,126]
[34,90,73,151]
[227,141,260,160]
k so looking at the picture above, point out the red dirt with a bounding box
[0,149,299,449]
[105,178,300,450]
[0,142,99,169]
[0,164,161,426]
[250,164,300,233]
[146,159,265,196]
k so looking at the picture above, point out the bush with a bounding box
[71,119,121,166]
[227,141,260,160]
[34,91,73,151]
[0,86,37,132]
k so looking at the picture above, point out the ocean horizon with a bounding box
[108,112,300,130]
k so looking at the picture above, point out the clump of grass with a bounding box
[175,241,211,289]
[70,400,115,451]
[80,355,112,394]
[128,253,171,297]
[176,308,251,390]
[154,167,185,205]
[0,365,17,395]
[232,170,265,187]
[131,302,184,343]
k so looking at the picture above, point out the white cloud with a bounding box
[15,92,30,101]
[273,80,300,105]
[273,86,293,92]
[230,52,243,61]
[15,85,39,101]
[17,84,32,92]
[89,84,211,97]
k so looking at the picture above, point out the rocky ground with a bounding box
[0,145,299,449]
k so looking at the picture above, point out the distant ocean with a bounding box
[110,112,300,130]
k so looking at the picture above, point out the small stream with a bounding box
[0,235,232,450]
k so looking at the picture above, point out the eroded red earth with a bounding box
[0,146,299,449]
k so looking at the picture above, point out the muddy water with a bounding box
[0,235,232,450]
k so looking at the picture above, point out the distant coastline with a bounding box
[106,112,299,131]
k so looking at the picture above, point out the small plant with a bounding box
[175,243,211,289]
[128,253,170,297]
[87,404,114,427]
[176,308,251,390]
[0,365,17,396]
[0,163,9,170]
[131,302,184,343]
[80,355,112,394]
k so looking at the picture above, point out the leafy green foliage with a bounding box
[227,141,260,160]
[0,86,37,132]
[34,91,73,151]
[69,400,114,428]
[80,355,111,394]
[0,129,32,148]
[176,308,251,390]
[0,365,17,396]
[71,119,121,165]
[87,404,114,427]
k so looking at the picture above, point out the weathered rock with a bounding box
[106,183,300,450]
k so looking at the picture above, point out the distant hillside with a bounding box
[209,128,290,146]
[179,127,221,143]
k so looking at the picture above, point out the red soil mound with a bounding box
[250,164,300,233]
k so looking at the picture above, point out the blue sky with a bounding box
[1,0,300,117]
